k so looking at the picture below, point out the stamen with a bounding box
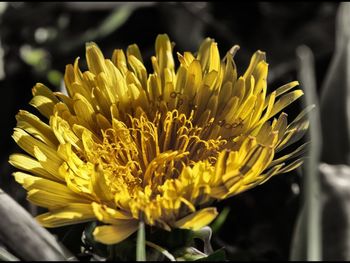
[80,109,225,225]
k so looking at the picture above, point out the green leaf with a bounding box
[195,248,226,261]
[146,241,176,261]
[211,207,230,234]
[175,247,207,261]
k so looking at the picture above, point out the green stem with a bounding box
[211,207,230,234]
[136,221,146,261]
[146,241,176,261]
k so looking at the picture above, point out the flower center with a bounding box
[88,109,226,200]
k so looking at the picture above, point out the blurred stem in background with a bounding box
[60,2,154,54]
[319,2,350,261]
[320,2,350,165]
[291,2,350,261]
[291,45,322,260]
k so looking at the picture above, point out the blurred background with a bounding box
[0,1,349,261]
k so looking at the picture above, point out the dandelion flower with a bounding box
[10,34,309,245]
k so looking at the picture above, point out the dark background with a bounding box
[0,2,339,260]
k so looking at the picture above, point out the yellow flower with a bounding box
[10,34,309,245]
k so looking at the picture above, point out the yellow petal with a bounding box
[73,93,96,131]
[95,70,118,106]
[213,150,228,185]
[127,55,147,88]
[268,90,304,119]
[222,50,237,85]
[252,60,268,96]
[232,77,246,102]
[12,128,63,181]
[93,221,138,245]
[272,112,288,142]
[278,158,304,174]
[217,82,233,112]
[275,81,299,97]
[278,120,309,152]
[243,50,266,81]
[234,94,256,120]
[32,83,59,103]
[54,92,75,112]
[240,147,275,184]
[86,42,106,75]
[249,89,265,126]
[64,64,76,97]
[29,95,55,119]
[92,202,132,224]
[178,52,195,67]
[174,207,218,231]
[269,142,309,168]
[209,42,220,73]
[255,91,276,129]
[58,161,92,196]
[16,110,58,147]
[127,43,143,63]
[53,102,78,127]
[175,65,187,95]
[14,172,88,209]
[185,60,202,99]
[50,114,82,150]
[9,153,53,180]
[255,163,285,186]
[95,113,112,130]
[217,96,239,121]
[37,203,95,227]
[33,145,62,181]
[155,34,174,71]
[112,49,128,75]
[91,164,114,202]
[197,37,214,71]
[183,52,195,67]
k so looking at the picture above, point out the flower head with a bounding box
[10,34,309,244]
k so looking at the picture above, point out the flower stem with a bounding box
[146,241,176,261]
[136,221,146,261]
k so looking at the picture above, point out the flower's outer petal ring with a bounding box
[174,207,218,231]
[36,203,96,227]
[93,220,138,245]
